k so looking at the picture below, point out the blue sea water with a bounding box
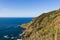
[0,18,33,40]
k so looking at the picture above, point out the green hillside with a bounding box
[21,9,60,40]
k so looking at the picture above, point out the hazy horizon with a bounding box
[0,0,60,17]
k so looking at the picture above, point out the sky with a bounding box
[0,0,60,17]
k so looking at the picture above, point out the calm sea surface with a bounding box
[0,18,33,40]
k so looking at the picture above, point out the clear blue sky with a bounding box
[0,0,60,17]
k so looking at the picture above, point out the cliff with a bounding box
[21,9,60,40]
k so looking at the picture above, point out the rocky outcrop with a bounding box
[21,9,60,40]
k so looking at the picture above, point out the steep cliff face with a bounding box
[21,9,60,40]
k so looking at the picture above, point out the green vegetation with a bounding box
[21,9,60,40]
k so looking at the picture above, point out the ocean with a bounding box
[0,18,33,40]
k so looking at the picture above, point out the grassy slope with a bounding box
[21,9,60,40]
